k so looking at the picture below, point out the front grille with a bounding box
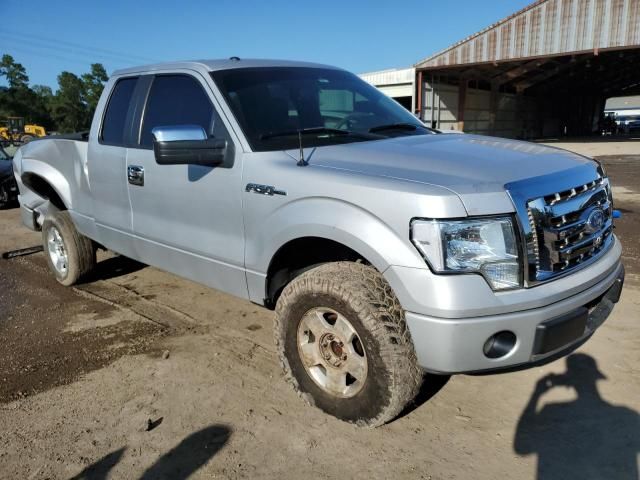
[525,176,613,283]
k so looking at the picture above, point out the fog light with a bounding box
[483,331,517,359]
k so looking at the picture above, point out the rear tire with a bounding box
[275,262,422,427]
[42,210,96,286]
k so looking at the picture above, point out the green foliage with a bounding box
[0,54,109,133]
[50,72,88,133]
[0,54,29,88]
[82,63,109,114]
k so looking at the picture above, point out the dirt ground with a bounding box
[0,148,639,479]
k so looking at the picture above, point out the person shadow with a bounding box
[69,424,231,480]
[513,353,640,479]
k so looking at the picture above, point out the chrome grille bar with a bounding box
[525,177,613,283]
[506,163,613,287]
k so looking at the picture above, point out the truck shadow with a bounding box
[513,353,640,479]
[396,373,451,420]
[85,255,148,282]
[68,424,232,480]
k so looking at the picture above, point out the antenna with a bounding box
[297,130,308,166]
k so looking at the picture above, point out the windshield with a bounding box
[211,67,431,151]
[0,147,9,161]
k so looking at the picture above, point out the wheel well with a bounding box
[265,237,370,309]
[21,173,67,210]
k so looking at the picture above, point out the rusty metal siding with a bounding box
[530,7,542,55]
[475,35,485,62]
[416,0,640,68]
[575,1,589,48]
[610,0,625,45]
[628,0,640,44]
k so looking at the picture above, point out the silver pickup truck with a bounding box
[12,59,624,426]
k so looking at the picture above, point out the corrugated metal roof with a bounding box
[359,67,415,86]
[416,0,640,69]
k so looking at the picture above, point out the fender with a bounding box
[21,159,72,209]
[244,196,429,304]
[17,138,91,214]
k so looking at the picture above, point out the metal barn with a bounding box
[364,0,640,139]
[416,0,640,137]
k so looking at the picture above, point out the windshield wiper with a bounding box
[368,123,435,134]
[260,127,374,140]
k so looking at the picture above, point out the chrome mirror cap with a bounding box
[151,125,207,142]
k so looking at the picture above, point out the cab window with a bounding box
[139,75,215,148]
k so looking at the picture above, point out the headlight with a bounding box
[411,217,521,290]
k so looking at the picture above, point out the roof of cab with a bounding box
[112,58,342,76]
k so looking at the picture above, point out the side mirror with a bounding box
[152,125,226,166]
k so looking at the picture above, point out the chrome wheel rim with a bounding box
[46,226,68,276]
[297,307,368,398]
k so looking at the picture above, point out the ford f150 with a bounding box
[12,59,624,426]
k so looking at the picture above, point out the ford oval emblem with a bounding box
[586,208,606,233]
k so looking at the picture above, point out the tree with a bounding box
[0,54,33,121]
[81,63,108,115]
[0,54,109,132]
[32,84,53,100]
[30,85,55,130]
[0,54,29,89]
[51,72,88,133]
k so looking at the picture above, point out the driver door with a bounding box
[125,72,247,298]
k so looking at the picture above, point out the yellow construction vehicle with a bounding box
[0,117,47,145]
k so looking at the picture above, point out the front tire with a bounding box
[42,210,96,286]
[275,262,422,427]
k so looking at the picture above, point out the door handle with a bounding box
[127,165,144,186]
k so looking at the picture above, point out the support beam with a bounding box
[488,81,499,136]
[457,78,468,131]
[513,59,580,91]
[491,59,549,86]
[430,73,437,128]
[415,70,423,119]
[456,67,489,80]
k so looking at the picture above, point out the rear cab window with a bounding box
[100,77,138,145]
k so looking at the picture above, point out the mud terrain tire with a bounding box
[275,262,422,427]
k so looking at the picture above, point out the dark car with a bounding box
[628,119,640,133]
[0,145,18,208]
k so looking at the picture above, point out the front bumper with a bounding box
[400,250,624,373]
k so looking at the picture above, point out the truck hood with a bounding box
[304,134,597,215]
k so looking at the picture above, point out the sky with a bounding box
[1,0,532,89]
